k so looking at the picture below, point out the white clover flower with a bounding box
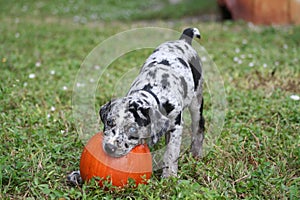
[233,57,239,62]
[283,44,288,49]
[29,73,36,79]
[50,70,55,75]
[242,39,248,45]
[62,86,68,90]
[50,106,56,111]
[290,95,300,101]
[263,63,268,68]
[76,82,85,87]
[249,62,254,67]
[235,48,240,53]
[35,61,41,67]
[23,82,28,87]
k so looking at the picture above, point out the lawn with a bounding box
[0,0,299,199]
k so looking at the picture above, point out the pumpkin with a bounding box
[79,132,152,187]
[218,0,300,25]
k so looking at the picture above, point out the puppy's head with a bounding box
[99,97,169,157]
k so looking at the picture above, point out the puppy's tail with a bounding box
[179,27,201,45]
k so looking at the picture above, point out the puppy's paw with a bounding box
[67,170,82,186]
[161,166,178,178]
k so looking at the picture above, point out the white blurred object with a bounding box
[290,95,300,101]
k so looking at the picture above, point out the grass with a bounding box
[1,0,299,199]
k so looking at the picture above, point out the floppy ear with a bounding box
[99,100,112,123]
[149,108,170,145]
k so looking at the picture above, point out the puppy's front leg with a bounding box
[162,126,183,177]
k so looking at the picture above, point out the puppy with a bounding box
[99,27,204,176]
[68,28,205,183]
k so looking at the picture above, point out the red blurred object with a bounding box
[218,0,300,25]
[80,132,152,187]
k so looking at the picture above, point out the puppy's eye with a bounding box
[128,126,137,134]
[128,126,139,140]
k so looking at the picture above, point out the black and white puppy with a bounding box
[68,28,205,183]
[99,27,204,177]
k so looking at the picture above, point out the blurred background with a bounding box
[1,0,300,24]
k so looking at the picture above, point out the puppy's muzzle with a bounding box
[104,143,118,155]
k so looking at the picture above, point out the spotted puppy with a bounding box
[68,28,204,183]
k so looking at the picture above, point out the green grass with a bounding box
[1,1,300,199]
[0,0,217,21]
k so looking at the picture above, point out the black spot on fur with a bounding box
[153,48,159,53]
[148,70,156,79]
[162,74,169,78]
[129,101,139,110]
[128,107,150,127]
[141,84,160,105]
[158,59,170,66]
[177,57,188,68]
[175,112,182,125]
[128,135,139,140]
[165,128,175,145]
[199,98,205,131]
[147,61,157,67]
[161,73,170,88]
[189,62,201,91]
[142,83,152,91]
[167,44,174,50]
[131,79,141,89]
[180,77,188,98]
[175,45,184,54]
[182,28,194,38]
[139,107,150,120]
[162,101,175,115]
[143,99,150,105]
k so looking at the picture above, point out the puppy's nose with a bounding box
[104,143,117,155]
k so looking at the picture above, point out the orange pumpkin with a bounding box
[79,132,152,187]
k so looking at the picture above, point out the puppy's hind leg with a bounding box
[189,96,205,158]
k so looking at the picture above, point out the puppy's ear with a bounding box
[99,100,112,122]
[149,108,170,145]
